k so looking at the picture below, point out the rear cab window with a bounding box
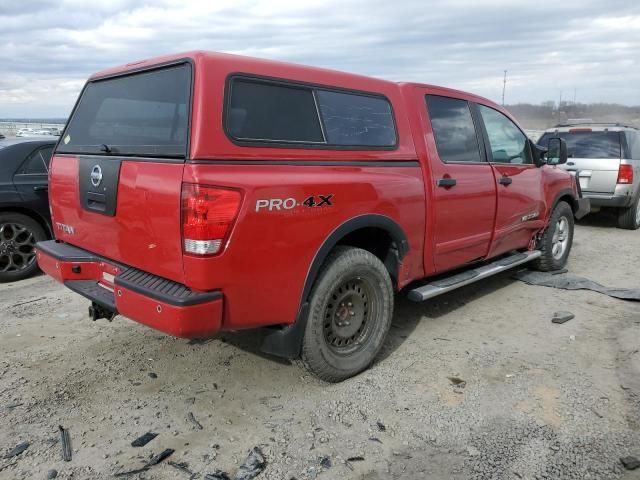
[225,77,397,148]
[538,131,622,159]
[57,63,192,159]
[425,95,483,163]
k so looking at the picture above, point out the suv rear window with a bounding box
[225,77,396,148]
[538,131,621,159]
[57,64,191,158]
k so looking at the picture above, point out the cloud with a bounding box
[0,0,638,117]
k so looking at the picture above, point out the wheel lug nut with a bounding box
[350,311,355,316]
[348,302,352,307]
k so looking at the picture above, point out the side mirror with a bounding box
[546,137,568,165]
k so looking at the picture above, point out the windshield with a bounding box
[538,131,621,159]
[57,63,191,158]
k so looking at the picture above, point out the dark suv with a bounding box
[0,138,55,281]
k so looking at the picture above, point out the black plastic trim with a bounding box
[223,73,399,151]
[36,240,220,307]
[187,159,420,167]
[65,280,117,311]
[115,267,222,307]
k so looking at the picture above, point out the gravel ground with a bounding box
[1,213,640,480]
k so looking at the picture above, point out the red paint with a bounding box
[41,51,578,339]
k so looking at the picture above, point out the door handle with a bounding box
[33,185,48,192]
[437,177,457,188]
[498,176,513,186]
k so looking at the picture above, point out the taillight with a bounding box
[617,164,634,185]
[181,184,241,255]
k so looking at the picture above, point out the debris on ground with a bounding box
[552,311,575,324]
[447,377,466,388]
[369,437,382,444]
[347,456,365,462]
[205,471,231,480]
[114,448,175,477]
[148,372,158,379]
[168,460,197,478]
[513,271,640,301]
[131,432,157,447]
[46,469,58,478]
[236,446,266,480]
[187,412,203,430]
[376,421,386,432]
[4,441,29,458]
[58,426,72,462]
[319,456,331,469]
[620,456,640,470]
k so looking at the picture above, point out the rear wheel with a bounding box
[533,201,574,272]
[0,213,46,283]
[617,194,640,230]
[300,246,393,382]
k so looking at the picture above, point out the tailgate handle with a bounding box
[86,191,107,212]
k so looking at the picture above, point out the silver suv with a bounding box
[539,124,640,229]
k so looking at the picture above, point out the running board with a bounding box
[407,250,542,302]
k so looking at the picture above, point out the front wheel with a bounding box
[533,201,574,272]
[300,246,394,382]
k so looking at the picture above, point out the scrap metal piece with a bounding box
[552,311,575,324]
[131,432,158,447]
[236,447,266,480]
[4,441,29,459]
[59,426,72,462]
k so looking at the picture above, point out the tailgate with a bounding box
[562,157,621,194]
[551,130,622,194]
[50,62,192,284]
[49,155,185,282]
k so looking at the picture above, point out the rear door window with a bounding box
[478,105,532,164]
[225,77,397,148]
[538,131,621,159]
[57,63,191,158]
[18,146,53,174]
[425,95,482,163]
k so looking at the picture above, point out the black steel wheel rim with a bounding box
[322,276,377,355]
[0,222,37,273]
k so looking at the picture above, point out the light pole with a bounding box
[502,70,507,106]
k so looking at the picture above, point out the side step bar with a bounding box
[408,250,542,301]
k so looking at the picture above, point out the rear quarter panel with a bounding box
[182,162,425,330]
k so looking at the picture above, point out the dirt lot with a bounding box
[1,214,640,480]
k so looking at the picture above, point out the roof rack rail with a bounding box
[553,122,638,129]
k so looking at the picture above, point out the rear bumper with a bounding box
[36,240,223,338]
[583,192,634,208]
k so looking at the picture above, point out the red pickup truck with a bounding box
[37,51,588,381]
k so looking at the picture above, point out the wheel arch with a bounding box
[0,206,53,238]
[260,213,409,359]
[549,188,579,219]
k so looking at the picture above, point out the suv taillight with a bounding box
[617,164,634,185]
[181,184,241,255]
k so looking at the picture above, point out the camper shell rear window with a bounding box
[57,63,192,158]
[224,76,397,149]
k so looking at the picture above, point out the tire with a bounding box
[617,194,640,230]
[533,201,574,272]
[0,213,46,283]
[300,246,394,382]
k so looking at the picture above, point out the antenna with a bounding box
[502,70,507,106]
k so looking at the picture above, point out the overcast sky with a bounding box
[1,0,639,118]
